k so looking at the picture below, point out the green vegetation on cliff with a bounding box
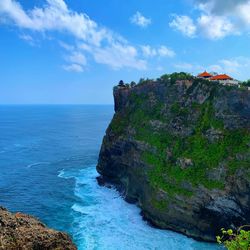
[110,81,250,199]
[217,227,250,250]
[160,72,194,84]
[98,75,250,241]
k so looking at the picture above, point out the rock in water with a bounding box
[0,206,76,250]
[97,78,250,242]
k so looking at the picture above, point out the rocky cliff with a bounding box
[0,206,76,250]
[97,78,250,242]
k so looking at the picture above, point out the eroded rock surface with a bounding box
[0,207,76,250]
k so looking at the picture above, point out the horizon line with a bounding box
[0,103,114,106]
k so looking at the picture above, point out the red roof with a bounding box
[210,74,233,80]
[198,71,213,78]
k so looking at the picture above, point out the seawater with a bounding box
[0,105,219,250]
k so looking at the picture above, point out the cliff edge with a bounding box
[97,77,250,242]
[0,206,76,250]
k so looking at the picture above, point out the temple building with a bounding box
[197,71,239,86]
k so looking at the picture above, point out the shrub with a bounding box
[217,227,250,250]
[130,81,136,87]
[241,80,250,87]
[161,72,194,84]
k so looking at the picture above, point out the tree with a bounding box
[241,80,250,87]
[138,78,146,85]
[118,80,125,87]
[160,74,171,82]
[130,81,136,87]
[160,72,194,84]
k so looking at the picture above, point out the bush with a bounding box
[241,80,250,87]
[217,227,250,250]
[138,78,154,85]
[161,72,194,84]
[130,81,136,87]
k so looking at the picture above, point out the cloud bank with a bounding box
[141,45,175,58]
[0,0,150,71]
[170,0,250,39]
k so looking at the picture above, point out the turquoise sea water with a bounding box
[0,105,219,250]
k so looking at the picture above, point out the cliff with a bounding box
[0,207,76,250]
[97,78,250,242]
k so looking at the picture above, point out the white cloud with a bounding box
[19,34,36,45]
[237,1,250,26]
[59,41,74,51]
[195,0,248,15]
[156,66,164,71]
[174,62,203,72]
[197,15,236,39]
[60,42,87,72]
[158,46,175,57]
[93,43,147,70]
[130,11,151,28]
[169,14,236,40]
[141,45,157,57]
[208,57,250,80]
[66,51,86,66]
[141,45,175,58]
[0,0,147,71]
[169,15,197,38]
[78,43,92,52]
[63,63,84,72]
[175,57,250,80]
[0,0,34,28]
[212,57,250,79]
[207,64,223,72]
[0,0,98,40]
[219,59,241,74]
[174,62,195,70]
[170,0,250,39]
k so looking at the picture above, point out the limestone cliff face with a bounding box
[97,79,250,242]
[0,207,76,250]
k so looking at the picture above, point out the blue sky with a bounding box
[1,0,250,104]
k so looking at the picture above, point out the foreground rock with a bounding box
[97,78,250,242]
[0,206,76,250]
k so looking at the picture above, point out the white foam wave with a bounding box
[58,169,65,178]
[59,166,219,250]
[26,162,50,168]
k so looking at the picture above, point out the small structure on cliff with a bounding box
[197,71,239,86]
[118,80,125,87]
[210,74,239,86]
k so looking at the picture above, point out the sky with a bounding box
[1,0,250,104]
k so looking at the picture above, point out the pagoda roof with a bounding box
[197,71,213,78]
[210,74,233,80]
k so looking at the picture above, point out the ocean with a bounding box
[0,105,219,250]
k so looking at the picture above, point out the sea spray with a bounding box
[59,167,218,250]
